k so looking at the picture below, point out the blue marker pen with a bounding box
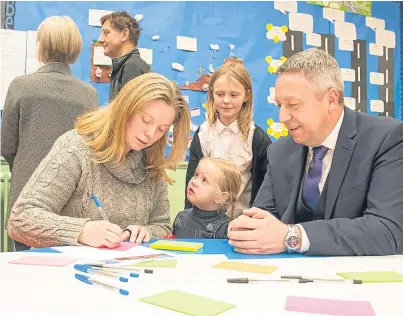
[75,273,129,296]
[90,193,109,221]
[74,264,129,282]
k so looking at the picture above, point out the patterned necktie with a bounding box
[302,145,329,210]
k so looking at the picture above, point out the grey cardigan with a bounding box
[1,62,98,221]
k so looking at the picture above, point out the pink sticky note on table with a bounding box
[9,256,77,267]
[285,296,376,316]
[99,242,139,251]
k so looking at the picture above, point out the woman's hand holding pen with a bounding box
[78,220,123,248]
[120,225,151,243]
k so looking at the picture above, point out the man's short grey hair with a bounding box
[276,48,344,104]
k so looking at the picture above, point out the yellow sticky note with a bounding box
[150,240,203,252]
[213,261,278,275]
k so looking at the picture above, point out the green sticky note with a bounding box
[139,290,236,316]
[130,259,177,268]
[337,271,403,283]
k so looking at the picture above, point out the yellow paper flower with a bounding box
[281,25,288,33]
[266,23,273,31]
[266,118,288,139]
[265,56,272,64]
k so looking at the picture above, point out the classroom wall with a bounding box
[10,1,402,160]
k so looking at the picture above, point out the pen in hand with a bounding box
[90,193,109,221]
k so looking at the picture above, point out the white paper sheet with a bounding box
[370,72,385,85]
[88,9,113,27]
[26,30,41,74]
[93,46,112,66]
[274,1,297,15]
[369,43,384,56]
[370,100,384,113]
[376,29,396,49]
[339,39,354,51]
[323,8,344,23]
[289,13,313,33]
[177,36,197,52]
[190,108,201,117]
[340,68,356,82]
[138,47,153,65]
[335,21,357,40]
[306,33,322,47]
[190,122,199,132]
[344,97,356,111]
[0,29,27,109]
[366,17,385,31]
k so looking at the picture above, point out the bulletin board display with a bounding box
[12,1,402,160]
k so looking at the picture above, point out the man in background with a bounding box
[98,11,151,101]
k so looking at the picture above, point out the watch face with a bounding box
[286,236,299,249]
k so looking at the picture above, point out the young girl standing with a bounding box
[185,63,271,219]
[174,158,241,239]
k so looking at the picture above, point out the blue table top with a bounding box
[27,239,313,260]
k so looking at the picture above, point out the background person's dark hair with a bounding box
[100,11,141,46]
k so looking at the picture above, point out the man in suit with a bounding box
[98,11,151,101]
[228,48,403,256]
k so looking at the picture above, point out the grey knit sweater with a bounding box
[7,130,172,248]
[1,62,98,225]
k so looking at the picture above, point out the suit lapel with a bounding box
[282,145,307,223]
[325,108,357,219]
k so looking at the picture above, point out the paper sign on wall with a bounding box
[190,122,199,132]
[289,13,313,33]
[366,17,385,31]
[190,108,201,117]
[335,21,357,40]
[370,100,384,113]
[177,36,197,52]
[274,1,297,15]
[369,43,383,56]
[376,29,396,48]
[370,72,385,85]
[341,69,356,82]
[89,9,113,27]
[339,39,354,51]
[323,8,344,23]
[93,47,112,66]
[344,97,356,111]
[306,33,322,47]
[138,48,153,65]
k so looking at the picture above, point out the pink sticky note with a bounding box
[9,256,77,267]
[99,242,139,251]
[285,296,376,316]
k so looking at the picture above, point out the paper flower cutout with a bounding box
[266,118,288,139]
[265,56,287,73]
[266,24,288,43]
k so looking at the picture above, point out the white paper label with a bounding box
[271,123,284,132]
[274,1,297,14]
[370,100,384,113]
[190,108,200,117]
[177,36,198,52]
[344,97,356,111]
[339,39,354,51]
[138,48,153,65]
[266,26,287,42]
[341,68,356,82]
[323,8,344,22]
[289,13,313,33]
[335,21,356,40]
[369,43,384,56]
[366,17,385,31]
[370,72,385,85]
[306,33,322,47]
[376,29,396,48]
[190,122,199,132]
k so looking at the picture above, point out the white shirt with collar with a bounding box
[298,110,345,252]
[198,119,255,218]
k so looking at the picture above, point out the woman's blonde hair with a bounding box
[201,157,242,215]
[206,63,253,141]
[76,73,190,183]
[37,16,82,64]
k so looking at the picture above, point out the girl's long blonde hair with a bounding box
[206,63,253,141]
[76,73,190,183]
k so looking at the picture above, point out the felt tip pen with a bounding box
[75,273,129,296]
[227,278,309,284]
[281,275,362,284]
[90,193,109,221]
[74,264,129,282]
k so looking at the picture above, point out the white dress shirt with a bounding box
[198,119,255,218]
[298,110,345,252]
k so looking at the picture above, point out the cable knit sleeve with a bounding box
[7,131,90,248]
[145,177,172,238]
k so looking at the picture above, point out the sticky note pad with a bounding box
[140,290,235,316]
[150,240,203,252]
[337,271,403,283]
[213,261,277,275]
[9,256,77,267]
[285,296,375,316]
[131,259,178,268]
[99,242,138,251]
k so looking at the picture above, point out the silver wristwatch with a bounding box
[283,224,300,253]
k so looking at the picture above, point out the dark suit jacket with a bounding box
[253,107,403,256]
